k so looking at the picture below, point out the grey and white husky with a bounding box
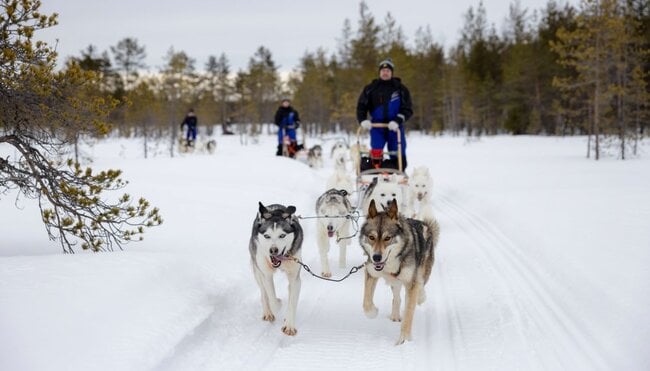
[359,199,440,345]
[249,202,303,336]
[315,189,353,277]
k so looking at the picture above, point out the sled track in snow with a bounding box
[433,187,610,370]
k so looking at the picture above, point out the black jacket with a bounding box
[181,114,197,128]
[274,106,301,127]
[356,78,413,124]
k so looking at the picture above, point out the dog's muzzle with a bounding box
[269,247,287,268]
[372,254,385,271]
[417,192,426,201]
[327,225,335,238]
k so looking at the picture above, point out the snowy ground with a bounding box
[1,132,649,371]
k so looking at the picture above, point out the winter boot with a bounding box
[276,144,282,156]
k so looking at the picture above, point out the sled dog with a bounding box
[408,166,433,220]
[360,175,407,216]
[331,145,348,171]
[330,141,348,159]
[307,145,324,168]
[326,168,354,195]
[205,139,217,154]
[249,202,303,336]
[359,199,440,344]
[315,189,354,277]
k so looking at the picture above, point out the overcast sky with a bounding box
[37,0,576,73]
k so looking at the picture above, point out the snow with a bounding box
[1,132,649,370]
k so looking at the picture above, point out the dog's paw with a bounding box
[281,326,297,336]
[364,305,378,319]
[395,333,412,346]
[262,313,275,322]
[390,313,402,322]
[321,271,332,278]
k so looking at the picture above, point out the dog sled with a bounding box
[354,123,409,211]
[281,124,307,159]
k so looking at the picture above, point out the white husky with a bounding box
[315,189,353,277]
[360,174,409,216]
[408,166,434,220]
[331,145,348,172]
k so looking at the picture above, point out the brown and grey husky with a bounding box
[358,199,440,345]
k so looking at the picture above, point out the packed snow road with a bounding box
[1,134,648,370]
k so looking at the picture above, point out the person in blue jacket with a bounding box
[356,58,413,170]
[180,108,198,146]
[274,99,301,157]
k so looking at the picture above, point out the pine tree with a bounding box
[0,0,162,252]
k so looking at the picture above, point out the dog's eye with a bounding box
[384,236,392,242]
[279,234,286,239]
[368,235,376,241]
[380,193,386,197]
[263,234,271,239]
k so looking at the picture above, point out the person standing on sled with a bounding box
[274,98,301,157]
[180,108,198,147]
[357,58,413,170]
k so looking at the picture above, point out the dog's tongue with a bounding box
[327,231,335,238]
[270,255,281,268]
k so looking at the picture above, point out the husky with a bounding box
[205,139,217,154]
[330,141,348,159]
[359,199,440,345]
[326,168,354,195]
[307,145,324,168]
[408,166,433,220]
[249,202,303,336]
[315,189,353,277]
[178,137,193,153]
[360,175,408,216]
[331,145,348,171]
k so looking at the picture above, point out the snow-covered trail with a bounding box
[2,134,649,370]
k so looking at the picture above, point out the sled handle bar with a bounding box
[356,123,403,175]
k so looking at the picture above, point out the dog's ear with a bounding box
[283,205,297,219]
[368,199,378,219]
[387,199,399,220]
[258,202,271,219]
[337,189,348,197]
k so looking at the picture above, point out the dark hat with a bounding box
[378,58,394,72]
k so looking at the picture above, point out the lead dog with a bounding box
[359,199,440,345]
[315,189,353,277]
[249,202,303,336]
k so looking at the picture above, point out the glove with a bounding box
[360,120,372,130]
[388,121,399,132]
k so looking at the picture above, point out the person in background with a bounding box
[180,108,198,146]
[274,98,301,157]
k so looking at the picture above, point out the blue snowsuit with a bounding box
[181,113,197,142]
[274,106,301,144]
[357,78,413,169]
